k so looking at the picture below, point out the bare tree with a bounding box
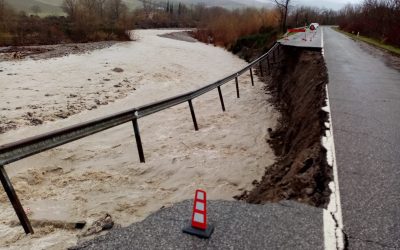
[107,0,127,21]
[0,0,16,28]
[96,0,107,18]
[138,0,156,15]
[0,0,5,21]
[81,0,97,11]
[272,0,290,32]
[62,0,78,18]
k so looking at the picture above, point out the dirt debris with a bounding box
[81,214,114,237]
[112,67,124,73]
[236,46,332,208]
[0,41,117,61]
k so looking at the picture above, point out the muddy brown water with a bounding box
[236,46,333,208]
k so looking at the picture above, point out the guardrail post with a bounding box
[188,100,199,131]
[267,57,271,75]
[235,77,240,98]
[217,86,225,112]
[132,119,145,163]
[259,62,264,77]
[0,166,34,234]
[250,68,254,86]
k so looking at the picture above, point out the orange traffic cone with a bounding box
[182,189,214,238]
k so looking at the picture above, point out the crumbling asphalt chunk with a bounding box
[81,214,114,237]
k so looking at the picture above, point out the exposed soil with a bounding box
[0,41,117,61]
[236,46,333,208]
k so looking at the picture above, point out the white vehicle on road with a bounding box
[310,23,319,30]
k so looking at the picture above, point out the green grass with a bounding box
[333,27,400,56]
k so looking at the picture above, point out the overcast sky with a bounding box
[256,0,364,10]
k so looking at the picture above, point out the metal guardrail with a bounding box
[0,43,280,234]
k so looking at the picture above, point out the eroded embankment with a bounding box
[237,46,332,208]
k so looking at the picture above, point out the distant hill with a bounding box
[175,0,269,9]
[34,0,142,11]
[5,0,64,15]
[5,0,141,15]
[5,0,269,16]
[164,0,266,9]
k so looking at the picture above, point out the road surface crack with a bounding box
[329,211,347,250]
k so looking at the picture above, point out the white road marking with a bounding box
[321,27,345,250]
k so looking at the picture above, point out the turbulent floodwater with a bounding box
[0,30,277,249]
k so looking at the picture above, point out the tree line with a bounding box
[0,0,283,48]
[1,0,399,48]
[62,0,133,41]
[132,3,280,51]
[337,0,400,47]
[282,0,399,48]
[0,0,133,46]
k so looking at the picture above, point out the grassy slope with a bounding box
[334,27,400,56]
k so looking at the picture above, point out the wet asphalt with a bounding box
[72,200,325,250]
[324,27,400,249]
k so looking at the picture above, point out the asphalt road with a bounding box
[324,27,400,249]
[73,200,325,250]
